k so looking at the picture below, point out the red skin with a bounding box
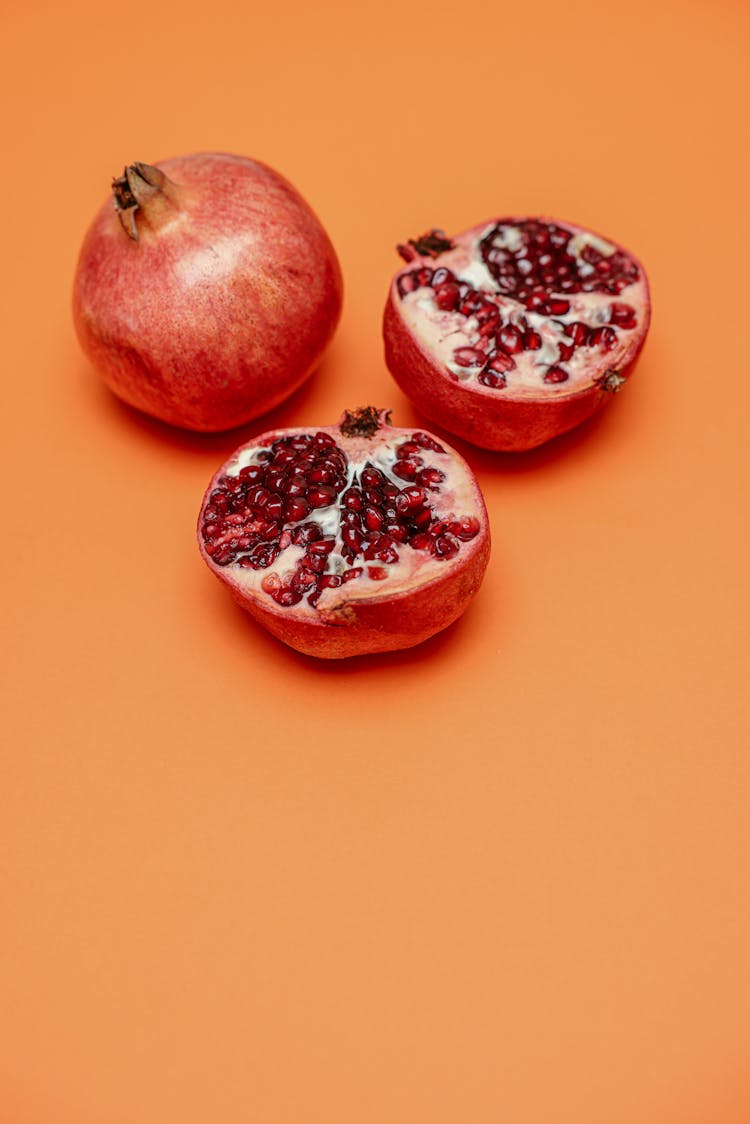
[383,216,651,452]
[73,152,343,432]
[196,414,491,659]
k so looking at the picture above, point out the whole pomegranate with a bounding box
[383,218,650,451]
[73,152,343,431]
[197,407,490,658]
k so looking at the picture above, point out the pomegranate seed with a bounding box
[292,521,323,545]
[476,307,501,336]
[365,536,399,564]
[248,542,280,569]
[292,567,317,592]
[450,516,480,541]
[524,329,542,350]
[308,466,336,484]
[247,485,271,511]
[589,325,618,350]
[565,321,589,346]
[396,442,420,459]
[317,574,342,590]
[411,507,432,530]
[411,432,446,452]
[544,365,569,384]
[431,267,456,286]
[261,573,281,594]
[453,347,486,368]
[434,282,460,311]
[525,292,546,311]
[264,468,288,492]
[395,487,427,515]
[285,475,308,497]
[541,298,570,316]
[392,459,421,481]
[307,539,335,555]
[609,302,637,329]
[460,291,485,316]
[341,567,363,582]
[558,342,574,362]
[279,530,292,549]
[360,466,385,488]
[304,552,328,574]
[479,370,507,389]
[398,460,427,483]
[342,526,363,551]
[432,534,459,560]
[498,324,524,354]
[364,506,384,531]
[238,464,264,483]
[418,467,445,489]
[258,521,280,541]
[486,351,516,373]
[367,566,388,581]
[409,533,432,551]
[273,588,303,607]
[415,266,433,287]
[342,487,363,510]
[264,495,285,521]
[307,484,337,509]
[313,432,336,448]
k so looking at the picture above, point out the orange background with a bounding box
[2,0,750,1121]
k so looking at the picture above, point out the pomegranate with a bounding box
[383,217,651,451]
[197,407,490,658]
[73,152,343,431]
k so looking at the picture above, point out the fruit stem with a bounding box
[111,162,179,242]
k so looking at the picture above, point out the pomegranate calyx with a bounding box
[596,369,628,393]
[339,406,389,438]
[111,161,177,242]
[397,229,454,262]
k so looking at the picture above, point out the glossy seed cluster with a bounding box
[200,431,481,609]
[396,220,641,389]
[480,219,640,300]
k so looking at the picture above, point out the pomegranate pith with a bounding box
[384,216,651,451]
[73,152,343,432]
[197,408,490,658]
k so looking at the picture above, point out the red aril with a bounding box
[197,408,490,658]
[384,217,651,451]
[73,152,343,431]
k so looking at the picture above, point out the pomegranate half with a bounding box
[73,152,343,431]
[197,408,490,658]
[383,218,651,451]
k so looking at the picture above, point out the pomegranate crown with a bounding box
[338,407,390,437]
[397,230,455,263]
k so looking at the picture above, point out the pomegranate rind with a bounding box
[196,417,490,659]
[383,216,651,452]
[73,152,343,432]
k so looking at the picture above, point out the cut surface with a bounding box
[199,416,485,620]
[394,218,649,399]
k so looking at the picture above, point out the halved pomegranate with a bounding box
[383,217,651,451]
[197,408,490,658]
